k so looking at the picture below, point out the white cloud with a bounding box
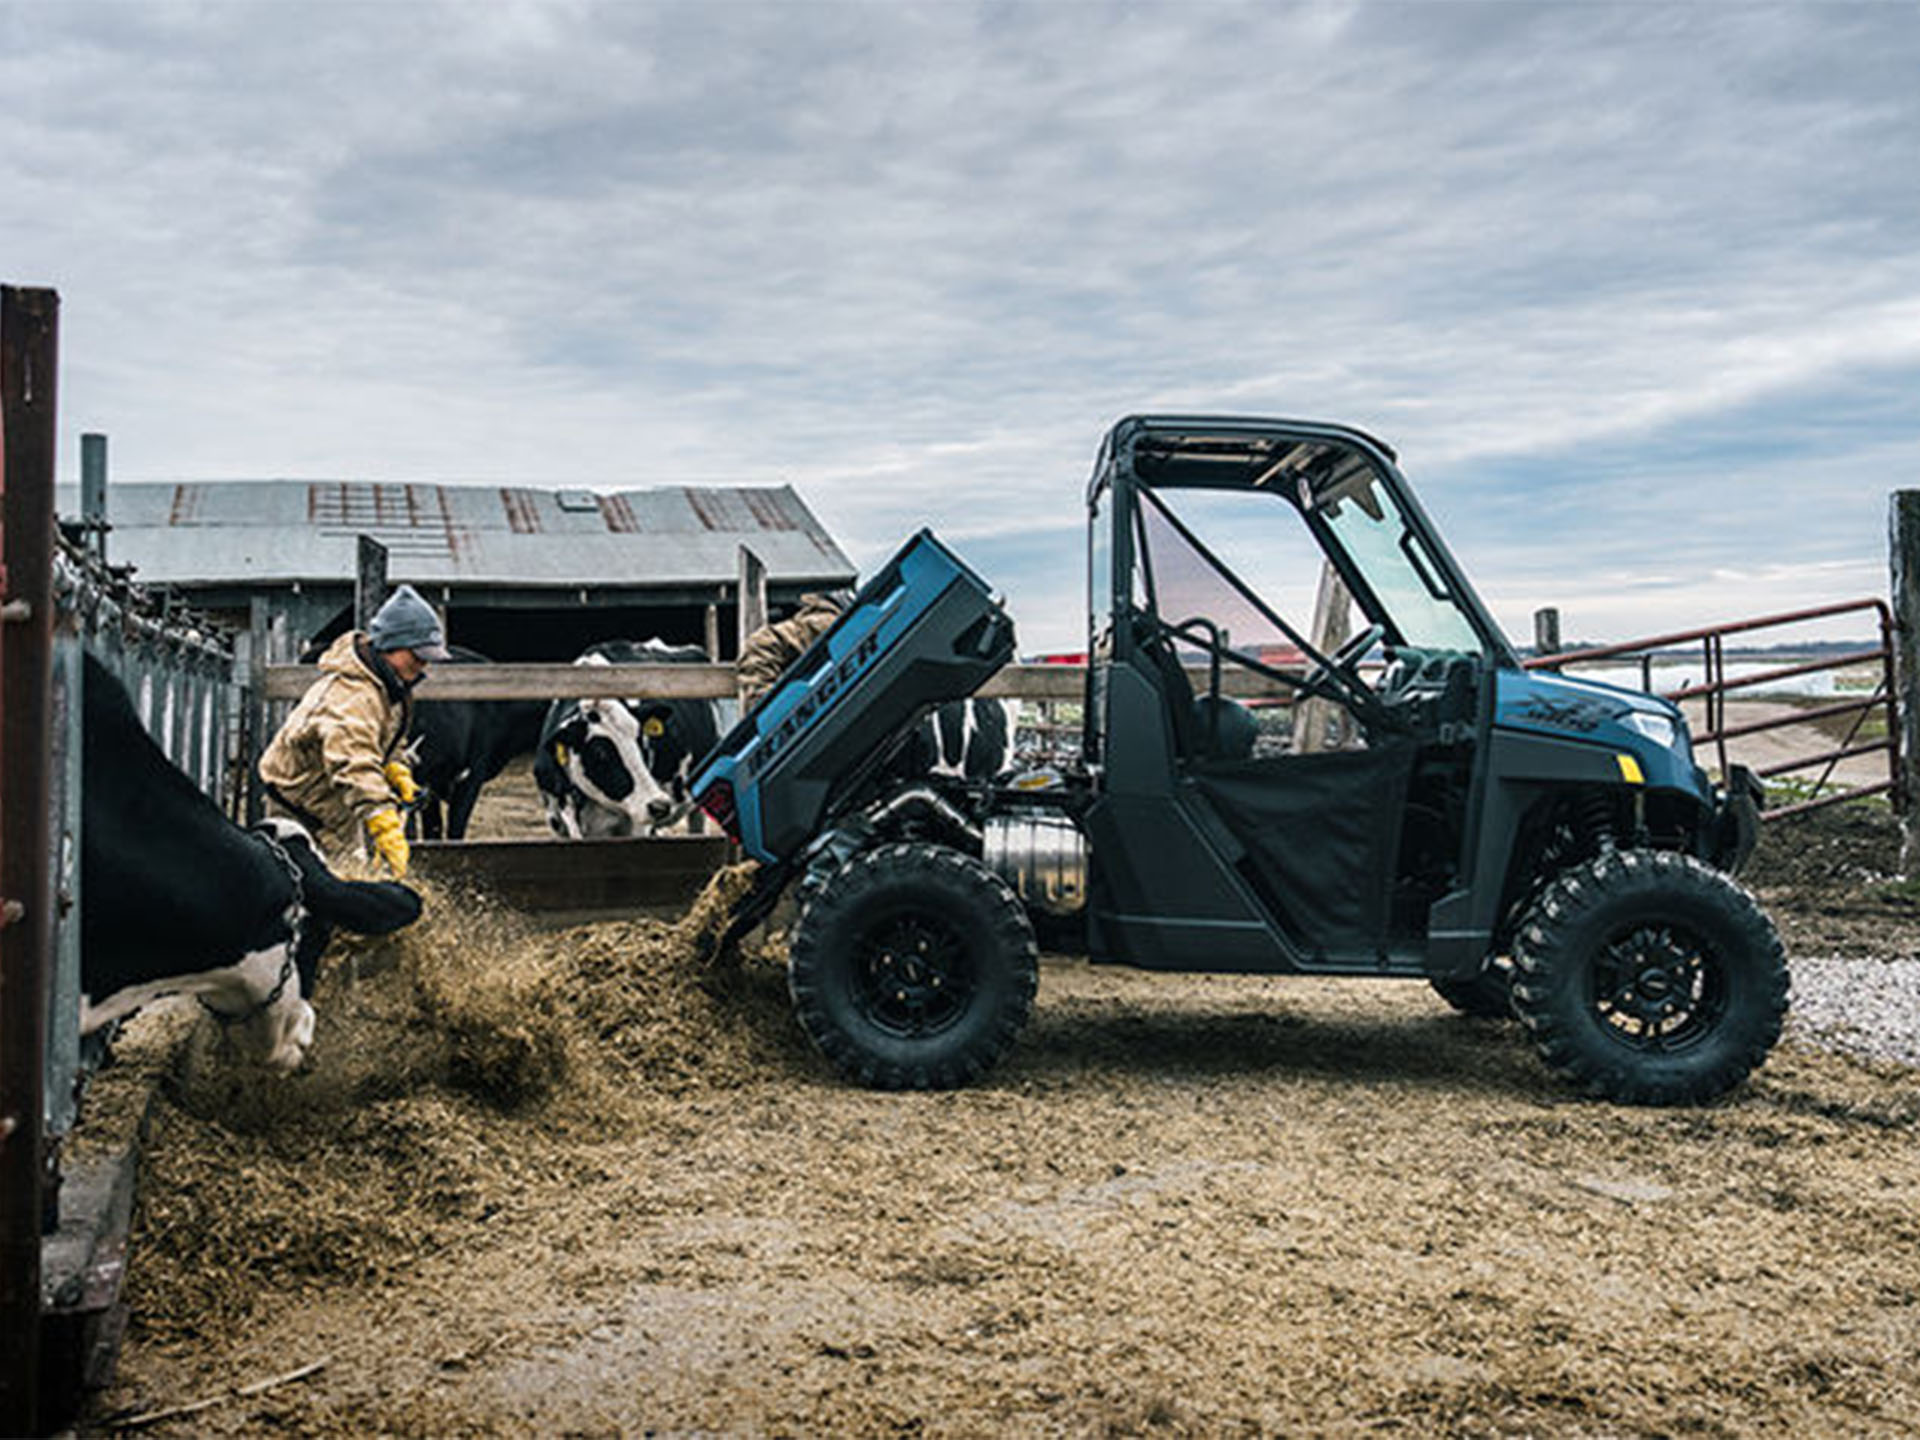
[5,0,1917,653]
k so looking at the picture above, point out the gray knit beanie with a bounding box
[367,584,451,660]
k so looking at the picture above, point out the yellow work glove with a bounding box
[384,758,420,806]
[365,808,411,878]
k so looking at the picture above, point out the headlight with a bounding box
[1621,711,1678,749]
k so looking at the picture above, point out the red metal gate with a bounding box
[1525,597,1900,819]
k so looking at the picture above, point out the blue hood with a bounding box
[1494,667,1703,796]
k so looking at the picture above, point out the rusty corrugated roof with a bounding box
[55,480,855,590]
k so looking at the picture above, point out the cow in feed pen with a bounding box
[908,697,1014,781]
[534,640,723,838]
[407,645,547,840]
[79,654,422,1071]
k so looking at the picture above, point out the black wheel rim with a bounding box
[850,904,975,1039]
[1589,921,1729,1051]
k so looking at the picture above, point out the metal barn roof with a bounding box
[58,480,855,591]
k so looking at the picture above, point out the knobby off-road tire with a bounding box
[1428,960,1515,1020]
[1511,849,1788,1106]
[789,842,1039,1090]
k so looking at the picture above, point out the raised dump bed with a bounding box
[692,528,1015,865]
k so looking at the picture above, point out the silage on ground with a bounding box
[126,862,799,1345]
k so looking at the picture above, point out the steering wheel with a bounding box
[1299,622,1389,723]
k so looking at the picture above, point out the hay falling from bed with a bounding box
[129,861,800,1343]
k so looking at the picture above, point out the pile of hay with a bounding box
[127,863,804,1343]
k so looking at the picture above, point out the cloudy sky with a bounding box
[5,0,1916,652]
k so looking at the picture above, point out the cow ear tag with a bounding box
[554,742,570,766]
[643,717,665,738]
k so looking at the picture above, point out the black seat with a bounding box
[1135,615,1256,764]
[1191,694,1257,762]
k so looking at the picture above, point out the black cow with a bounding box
[80,655,421,1071]
[533,640,721,838]
[407,645,547,840]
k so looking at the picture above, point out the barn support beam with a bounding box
[354,535,389,633]
[736,544,767,664]
[1,284,60,1434]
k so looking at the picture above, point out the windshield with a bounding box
[1309,469,1482,652]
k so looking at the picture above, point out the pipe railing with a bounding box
[1525,597,1898,819]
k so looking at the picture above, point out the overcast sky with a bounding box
[6,0,1916,652]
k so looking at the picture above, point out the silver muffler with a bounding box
[983,812,1087,917]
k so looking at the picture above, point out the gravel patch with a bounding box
[1787,955,1920,1068]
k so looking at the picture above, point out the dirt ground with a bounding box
[81,797,1920,1437]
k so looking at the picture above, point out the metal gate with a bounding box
[2,285,239,1432]
[1525,597,1900,819]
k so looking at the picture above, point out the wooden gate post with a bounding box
[735,545,767,671]
[354,535,389,633]
[1891,491,1920,875]
[1,283,60,1434]
[1533,606,1562,661]
[1292,561,1353,754]
[79,433,107,564]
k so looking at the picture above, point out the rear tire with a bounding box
[1511,849,1787,1105]
[789,842,1038,1089]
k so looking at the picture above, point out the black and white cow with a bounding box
[910,698,1015,781]
[80,654,422,1071]
[408,645,547,840]
[533,640,722,839]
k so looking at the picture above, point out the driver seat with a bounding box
[1136,618,1257,764]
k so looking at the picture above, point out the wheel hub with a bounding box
[856,911,971,1038]
[1596,924,1724,1046]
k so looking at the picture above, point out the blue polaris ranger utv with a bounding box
[692,415,1785,1105]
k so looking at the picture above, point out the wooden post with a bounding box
[735,545,767,663]
[1533,606,1561,661]
[243,596,270,824]
[1,283,59,1434]
[1292,561,1354,754]
[354,535,389,633]
[79,433,107,564]
[1892,491,1920,875]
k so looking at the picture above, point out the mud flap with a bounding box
[1712,764,1764,874]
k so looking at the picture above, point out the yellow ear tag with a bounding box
[554,742,570,767]
[643,717,666,738]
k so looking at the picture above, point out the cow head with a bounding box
[546,699,691,836]
[228,820,422,1071]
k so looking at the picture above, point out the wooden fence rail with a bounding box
[263,661,1299,705]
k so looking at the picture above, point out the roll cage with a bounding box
[1087,416,1519,709]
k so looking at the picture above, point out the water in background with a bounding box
[1552,659,1881,701]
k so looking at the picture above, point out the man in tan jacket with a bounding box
[258,584,450,876]
[737,590,849,708]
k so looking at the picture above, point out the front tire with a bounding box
[789,843,1038,1089]
[1511,849,1787,1105]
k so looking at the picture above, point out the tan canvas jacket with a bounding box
[258,632,411,850]
[737,593,843,706]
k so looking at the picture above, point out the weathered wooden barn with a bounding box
[56,477,857,661]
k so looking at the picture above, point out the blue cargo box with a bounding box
[692,529,1015,864]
